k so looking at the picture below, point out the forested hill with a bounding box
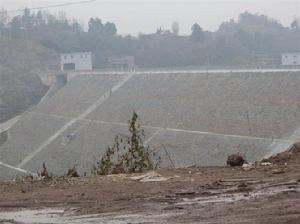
[0,9,299,68]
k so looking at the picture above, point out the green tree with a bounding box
[88,18,104,35]
[10,16,22,37]
[104,22,117,36]
[191,23,204,42]
[35,11,45,27]
[291,20,298,29]
[21,8,34,31]
[0,8,8,32]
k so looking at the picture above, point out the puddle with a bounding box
[0,209,65,223]
[177,183,300,206]
[0,209,181,224]
[1,182,298,223]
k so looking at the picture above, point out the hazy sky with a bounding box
[0,0,299,35]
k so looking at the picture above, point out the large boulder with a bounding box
[227,154,245,167]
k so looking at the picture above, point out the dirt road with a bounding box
[0,147,300,223]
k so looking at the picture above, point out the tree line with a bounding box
[0,8,299,68]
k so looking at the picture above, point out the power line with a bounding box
[0,0,97,14]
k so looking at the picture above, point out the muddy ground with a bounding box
[0,147,300,223]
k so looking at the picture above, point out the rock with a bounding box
[130,171,171,182]
[261,162,272,166]
[227,154,245,167]
[242,163,254,171]
[261,158,271,163]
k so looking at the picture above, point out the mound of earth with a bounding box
[268,142,300,165]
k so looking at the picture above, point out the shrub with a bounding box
[66,165,80,177]
[92,112,159,175]
[38,162,52,180]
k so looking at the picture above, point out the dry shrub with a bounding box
[66,165,80,177]
[92,112,160,175]
[38,162,52,180]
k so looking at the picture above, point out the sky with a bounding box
[0,0,299,35]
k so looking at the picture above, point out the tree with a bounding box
[104,22,117,36]
[291,20,298,29]
[58,11,67,24]
[156,27,163,35]
[45,13,57,27]
[10,16,22,37]
[0,8,8,31]
[88,18,104,34]
[71,20,82,33]
[191,23,204,42]
[238,11,283,29]
[171,21,179,35]
[21,8,34,30]
[92,112,159,175]
[35,11,46,27]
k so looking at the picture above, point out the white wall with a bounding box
[282,53,300,66]
[61,52,93,71]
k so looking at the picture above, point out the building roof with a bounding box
[61,52,92,56]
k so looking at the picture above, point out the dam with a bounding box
[1,69,300,179]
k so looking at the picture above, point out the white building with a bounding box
[61,52,93,71]
[282,53,300,66]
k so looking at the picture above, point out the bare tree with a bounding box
[0,8,9,31]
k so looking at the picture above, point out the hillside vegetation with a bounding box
[0,37,58,123]
[1,9,300,68]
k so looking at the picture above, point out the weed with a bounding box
[92,112,160,175]
[66,165,80,177]
[38,162,52,180]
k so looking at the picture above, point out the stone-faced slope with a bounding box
[1,72,300,178]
